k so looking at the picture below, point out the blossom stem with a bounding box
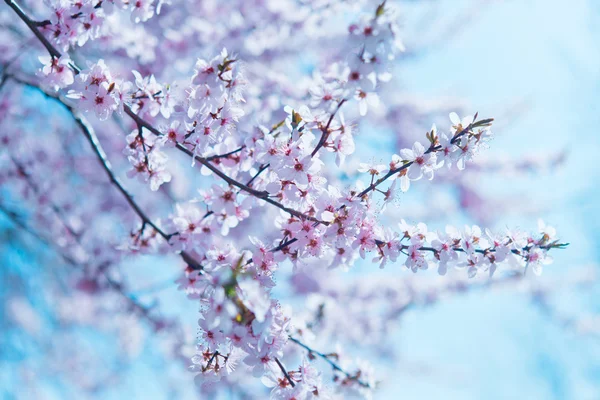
[205,146,245,161]
[203,351,219,372]
[311,98,347,157]
[356,122,479,199]
[246,163,269,186]
[274,357,295,388]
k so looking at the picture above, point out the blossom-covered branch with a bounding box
[1,0,571,398]
[5,73,202,270]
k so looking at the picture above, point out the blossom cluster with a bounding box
[39,49,247,192]
[365,112,493,194]
[181,247,371,398]
[182,50,246,160]
[39,0,164,50]
[308,2,404,117]
[169,184,252,245]
[68,59,119,118]
[389,219,560,276]
[124,128,171,191]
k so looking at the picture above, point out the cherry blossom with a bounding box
[38,55,74,89]
[399,141,439,180]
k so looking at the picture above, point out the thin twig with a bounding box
[205,146,245,161]
[203,351,219,372]
[274,357,295,388]
[311,98,346,157]
[246,163,269,187]
[288,337,371,388]
[355,121,479,199]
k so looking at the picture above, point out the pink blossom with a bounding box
[38,55,74,89]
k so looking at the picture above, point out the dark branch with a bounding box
[311,98,346,157]
[205,146,245,161]
[288,336,372,388]
[274,357,295,388]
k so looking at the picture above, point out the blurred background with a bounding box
[1,0,600,399]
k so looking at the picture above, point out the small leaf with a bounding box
[471,118,494,128]
[376,1,386,17]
